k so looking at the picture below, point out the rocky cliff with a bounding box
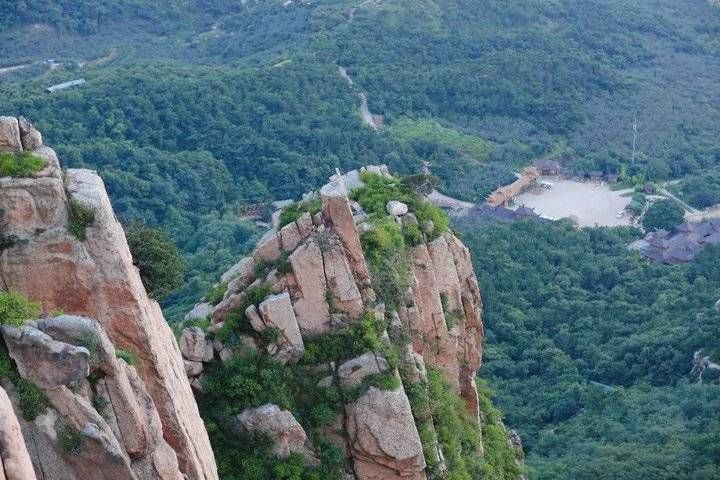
[0,116,217,480]
[179,166,515,479]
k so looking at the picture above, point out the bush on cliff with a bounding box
[67,199,95,241]
[0,291,40,327]
[0,151,44,178]
[125,222,185,300]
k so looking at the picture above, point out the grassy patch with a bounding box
[278,198,322,229]
[387,117,493,161]
[0,151,44,177]
[67,199,95,241]
[115,348,138,365]
[0,291,40,326]
[301,311,386,365]
[57,425,84,455]
[204,282,228,306]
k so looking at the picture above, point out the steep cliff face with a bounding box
[0,117,217,480]
[181,166,504,479]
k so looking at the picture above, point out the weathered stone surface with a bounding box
[0,386,37,480]
[289,240,330,335]
[337,353,389,390]
[409,244,460,393]
[427,235,463,313]
[234,405,317,464]
[17,117,42,151]
[258,293,304,364]
[0,167,217,479]
[253,231,281,263]
[220,257,255,285]
[386,201,408,216]
[1,325,90,389]
[179,327,213,363]
[0,117,22,152]
[245,304,266,332]
[320,178,374,300]
[279,221,303,252]
[184,303,213,322]
[346,387,426,480]
[296,212,314,238]
[184,361,204,377]
[322,244,364,319]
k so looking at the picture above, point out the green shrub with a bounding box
[67,199,95,240]
[0,151,44,177]
[92,393,108,415]
[0,291,40,326]
[276,252,293,274]
[278,198,322,229]
[204,282,228,305]
[126,222,185,300]
[215,283,272,344]
[259,326,281,344]
[57,425,84,455]
[476,380,525,479]
[115,349,138,365]
[15,377,50,421]
[427,368,483,479]
[642,199,685,232]
[302,311,385,364]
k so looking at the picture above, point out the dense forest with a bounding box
[2,1,720,477]
[459,219,720,479]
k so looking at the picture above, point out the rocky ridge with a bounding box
[180,165,490,479]
[0,117,217,480]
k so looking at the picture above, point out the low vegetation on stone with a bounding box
[126,222,185,300]
[0,151,44,177]
[278,198,322,229]
[115,348,138,365]
[0,291,40,327]
[57,425,84,455]
[67,199,95,241]
[204,282,228,306]
[0,347,49,420]
[215,283,272,343]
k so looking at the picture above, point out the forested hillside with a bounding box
[2,2,720,476]
[459,220,720,479]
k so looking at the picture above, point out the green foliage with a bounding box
[204,282,228,306]
[279,198,322,229]
[387,117,493,161]
[426,368,483,479]
[126,222,185,300]
[0,151,44,177]
[67,199,95,241]
[476,380,525,479]
[15,377,50,421]
[0,291,40,326]
[57,425,83,455]
[642,199,686,231]
[215,283,272,343]
[302,311,385,365]
[115,348,138,365]
[91,393,108,414]
[673,170,720,209]
[458,218,720,479]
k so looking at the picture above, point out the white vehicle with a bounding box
[615,210,625,219]
[540,181,554,190]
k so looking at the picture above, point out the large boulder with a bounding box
[17,117,42,151]
[179,327,213,363]
[0,117,22,152]
[234,405,317,464]
[257,293,304,364]
[289,240,330,335]
[1,325,90,389]
[386,201,409,216]
[337,352,390,390]
[0,386,37,480]
[345,387,426,480]
[184,303,213,322]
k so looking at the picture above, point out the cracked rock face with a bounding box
[0,386,36,480]
[346,387,426,480]
[234,404,318,464]
[0,119,217,480]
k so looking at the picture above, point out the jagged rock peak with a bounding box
[0,118,218,480]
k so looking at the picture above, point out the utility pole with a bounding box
[631,113,638,166]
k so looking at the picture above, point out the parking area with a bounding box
[513,177,634,227]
